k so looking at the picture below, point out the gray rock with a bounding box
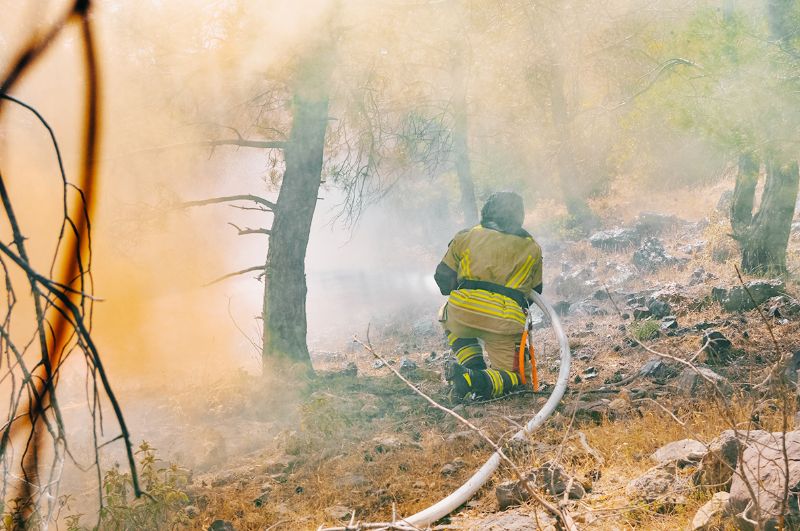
[691,492,731,530]
[554,267,596,299]
[639,358,670,379]
[729,430,800,529]
[208,521,235,531]
[675,366,731,397]
[589,228,641,250]
[626,463,690,507]
[690,267,716,286]
[694,430,760,491]
[651,439,707,467]
[324,505,353,521]
[647,298,672,319]
[633,306,652,320]
[398,357,418,373]
[633,238,685,272]
[535,461,586,499]
[440,459,465,476]
[371,359,385,369]
[766,295,800,318]
[784,351,800,385]
[661,316,679,330]
[553,300,571,315]
[712,280,786,312]
[496,463,584,510]
[701,330,733,365]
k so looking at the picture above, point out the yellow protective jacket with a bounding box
[435,224,542,335]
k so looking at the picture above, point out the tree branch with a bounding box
[227,222,271,236]
[180,194,276,210]
[204,265,265,287]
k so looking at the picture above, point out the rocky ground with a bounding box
[91,187,800,531]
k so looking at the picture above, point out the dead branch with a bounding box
[204,265,266,287]
[179,194,276,211]
[227,222,271,236]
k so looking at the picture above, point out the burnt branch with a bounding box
[227,222,271,236]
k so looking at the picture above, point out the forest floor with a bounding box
[71,181,800,531]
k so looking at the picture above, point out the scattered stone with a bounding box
[691,492,731,531]
[583,367,599,379]
[535,462,586,499]
[694,430,757,491]
[784,351,800,385]
[765,295,800,318]
[589,228,641,250]
[549,301,569,318]
[647,298,672,319]
[371,359,385,369]
[633,306,652,320]
[700,330,733,365]
[570,299,607,316]
[651,439,707,467]
[208,521,235,531]
[712,279,785,312]
[324,505,353,521]
[554,267,596,299]
[398,357,418,373]
[689,267,716,286]
[639,358,670,379]
[675,366,731,397]
[661,316,678,330]
[440,459,466,476]
[729,430,800,529]
[626,463,689,507]
[682,240,707,256]
[633,238,685,272]
[570,400,611,423]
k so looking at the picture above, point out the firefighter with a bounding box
[434,191,543,401]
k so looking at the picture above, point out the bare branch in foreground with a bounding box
[349,330,579,531]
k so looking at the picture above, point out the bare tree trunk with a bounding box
[262,49,333,370]
[452,49,478,226]
[731,154,799,275]
[549,60,591,227]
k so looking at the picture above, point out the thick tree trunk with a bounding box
[731,155,799,275]
[262,50,332,370]
[452,51,478,226]
[549,61,591,226]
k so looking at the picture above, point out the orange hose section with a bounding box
[517,329,527,385]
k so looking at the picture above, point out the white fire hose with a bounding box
[401,291,572,528]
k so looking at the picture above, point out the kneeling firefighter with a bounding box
[434,191,543,401]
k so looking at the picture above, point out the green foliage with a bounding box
[68,442,191,531]
[629,319,661,342]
